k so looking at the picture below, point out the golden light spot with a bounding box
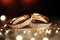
[0,32,2,35]
[24,31,26,34]
[45,29,51,34]
[5,30,10,35]
[31,37,36,40]
[43,37,49,40]
[16,35,23,40]
[34,32,38,36]
[56,30,58,34]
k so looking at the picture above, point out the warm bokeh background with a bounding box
[0,0,58,18]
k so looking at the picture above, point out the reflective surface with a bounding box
[0,18,60,40]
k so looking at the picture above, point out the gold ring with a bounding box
[29,13,51,29]
[8,15,32,28]
[32,13,49,23]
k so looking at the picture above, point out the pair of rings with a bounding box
[8,13,51,29]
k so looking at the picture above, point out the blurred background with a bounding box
[0,0,58,25]
[0,0,57,17]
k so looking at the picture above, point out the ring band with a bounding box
[8,15,32,28]
[29,13,51,29]
[29,22,51,29]
[32,13,49,23]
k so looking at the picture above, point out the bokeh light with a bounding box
[24,30,26,34]
[30,37,36,40]
[16,35,23,40]
[5,30,10,35]
[34,32,38,36]
[0,15,6,21]
[0,32,3,36]
[45,29,51,34]
[56,30,58,34]
[1,0,14,6]
[43,37,49,40]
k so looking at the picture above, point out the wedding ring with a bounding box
[32,13,49,23]
[8,15,32,28]
[29,13,51,29]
